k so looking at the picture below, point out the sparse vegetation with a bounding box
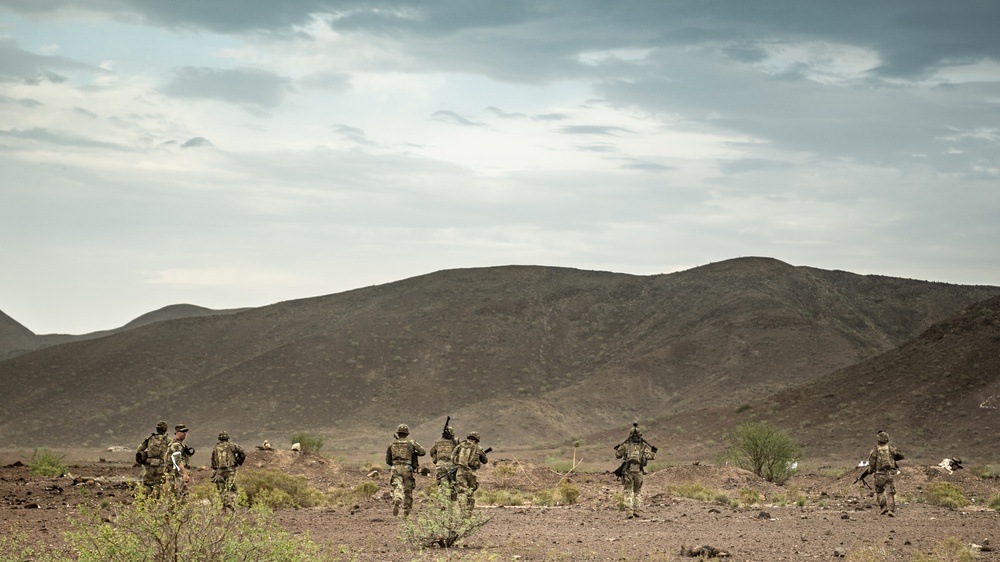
[723,421,800,485]
[28,448,68,477]
[912,537,976,562]
[923,482,969,509]
[240,469,327,508]
[969,464,1000,479]
[290,433,325,453]
[493,463,518,489]
[987,492,1000,511]
[399,486,492,548]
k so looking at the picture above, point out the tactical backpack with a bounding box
[140,433,169,467]
[212,442,235,470]
[455,442,481,470]
[875,444,896,472]
[433,438,456,463]
[390,439,414,464]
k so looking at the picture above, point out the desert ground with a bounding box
[2,447,999,561]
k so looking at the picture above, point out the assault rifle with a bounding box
[853,466,872,490]
[443,416,451,436]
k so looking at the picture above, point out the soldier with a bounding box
[211,431,246,510]
[450,431,488,511]
[614,424,656,519]
[165,424,193,499]
[385,423,426,517]
[429,425,459,500]
[135,420,170,497]
[865,430,904,516]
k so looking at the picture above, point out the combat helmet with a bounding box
[156,420,168,433]
[877,431,889,444]
[467,431,481,442]
[443,426,455,438]
[219,431,230,441]
[396,423,410,436]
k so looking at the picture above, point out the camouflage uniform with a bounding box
[211,431,246,510]
[164,424,193,499]
[615,426,656,519]
[385,424,426,517]
[428,426,459,500]
[135,420,170,497]
[866,431,904,516]
[450,431,488,511]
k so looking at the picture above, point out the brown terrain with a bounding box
[2,448,999,561]
[2,256,1000,560]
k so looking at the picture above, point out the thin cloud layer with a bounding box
[0,1,998,334]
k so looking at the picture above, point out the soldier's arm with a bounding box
[429,443,438,461]
[413,441,427,456]
[385,447,393,466]
[615,447,625,460]
[893,446,904,461]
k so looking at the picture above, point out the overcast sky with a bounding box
[2,1,998,334]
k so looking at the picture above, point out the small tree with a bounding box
[399,486,491,548]
[725,421,800,484]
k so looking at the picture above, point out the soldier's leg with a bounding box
[622,473,636,518]
[390,469,404,516]
[634,473,645,516]
[874,474,888,513]
[885,477,896,515]
[402,470,415,516]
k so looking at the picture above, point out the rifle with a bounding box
[443,416,451,436]
[853,467,872,490]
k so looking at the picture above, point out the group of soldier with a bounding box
[135,418,906,521]
[386,422,488,517]
[135,421,246,510]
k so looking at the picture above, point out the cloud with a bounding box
[431,110,486,127]
[0,127,126,150]
[558,125,632,136]
[161,66,293,110]
[0,38,97,84]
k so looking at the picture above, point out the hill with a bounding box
[650,293,1000,465]
[0,304,248,359]
[0,257,996,456]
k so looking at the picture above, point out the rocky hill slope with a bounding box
[0,257,996,455]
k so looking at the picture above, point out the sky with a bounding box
[1,1,999,335]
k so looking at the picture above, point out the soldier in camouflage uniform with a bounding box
[865,430,904,516]
[211,431,246,510]
[135,420,170,497]
[615,425,656,519]
[385,424,426,517]
[164,424,193,499]
[429,425,459,500]
[450,431,489,511]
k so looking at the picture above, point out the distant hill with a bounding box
[0,304,248,359]
[644,294,1000,465]
[0,257,997,457]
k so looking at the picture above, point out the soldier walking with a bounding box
[135,420,170,497]
[385,424,426,517]
[615,424,656,519]
[165,424,193,499]
[211,431,246,510]
[865,430,905,516]
[429,424,459,500]
[451,431,489,511]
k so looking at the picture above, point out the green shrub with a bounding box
[738,487,763,507]
[723,421,800,485]
[29,448,68,477]
[558,482,580,505]
[399,487,491,548]
[290,433,325,454]
[988,492,1000,511]
[846,545,890,562]
[240,469,326,508]
[923,482,969,509]
[912,537,976,562]
[64,494,327,561]
[493,463,518,489]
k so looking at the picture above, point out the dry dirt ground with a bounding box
[2,449,999,561]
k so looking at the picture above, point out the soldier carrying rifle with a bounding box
[614,423,658,519]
